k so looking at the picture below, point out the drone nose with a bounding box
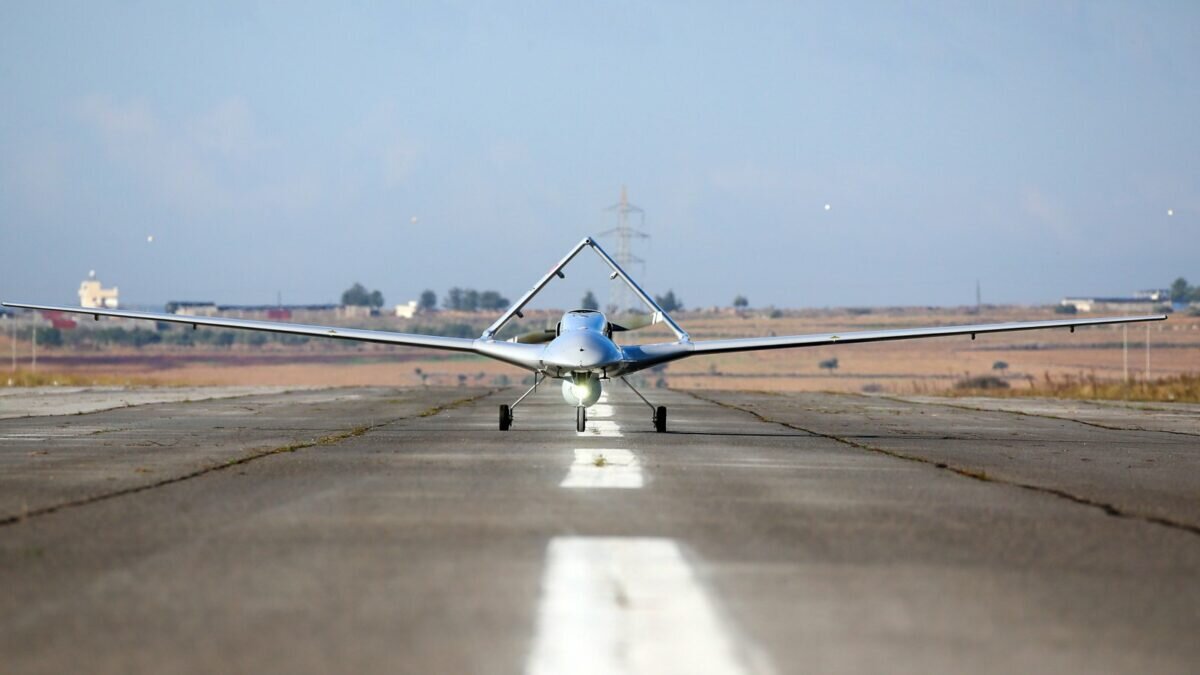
[543,332,623,370]
[576,344,605,368]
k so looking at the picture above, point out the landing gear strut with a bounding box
[499,372,544,431]
[620,376,668,433]
[576,406,587,432]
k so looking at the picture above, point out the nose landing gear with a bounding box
[576,406,587,432]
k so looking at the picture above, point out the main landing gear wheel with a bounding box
[576,406,587,432]
[499,404,512,431]
[654,406,667,433]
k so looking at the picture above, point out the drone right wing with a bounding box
[685,314,1167,356]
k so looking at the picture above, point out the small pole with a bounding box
[1122,325,1128,384]
[10,316,15,373]
[31,323,37,373]
[1145,323,1151,381]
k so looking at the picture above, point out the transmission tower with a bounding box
[598,186,649,315]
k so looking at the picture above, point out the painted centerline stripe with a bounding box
[526,537,753,675]
[560,448,643,489]
[589,403,615,418]
[577,419,622,437]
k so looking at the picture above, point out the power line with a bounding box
[597,186,649,315]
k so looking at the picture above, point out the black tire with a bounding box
[576,406,587,432]
[654,406,667,433]
[499,404,511,431]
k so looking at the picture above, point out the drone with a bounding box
[4,237,1165,432]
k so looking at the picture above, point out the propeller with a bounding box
[506,312,658,344]
[509,328,558,344]
[608,312,655,333]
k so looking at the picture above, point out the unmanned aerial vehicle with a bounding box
[3,238,1166,432]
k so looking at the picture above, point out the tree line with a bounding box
[440,288,510,311]
[1171,277,1200,304]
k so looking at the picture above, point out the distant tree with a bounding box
[341,283,371,306]
[1170,277,1192,304]
[38,327,63,347]
[1054,304,1077,315]
[819,357,839,373]
[368,290,384,308]
[418,289,438,311]
[581,290,599,311]
[732,295,749,309]
[479,290,510,311]
[992,360,1009,372]
[462,289,480,312]
[444,287,464,311]
[655,290,683,312]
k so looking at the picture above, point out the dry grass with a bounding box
[946,372,1200,404]
[2,370,175,388]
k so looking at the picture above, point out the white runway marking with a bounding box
[560,448,643,489]
[526,537,750,675]
[589,404,615,418]
[577,419,622,437]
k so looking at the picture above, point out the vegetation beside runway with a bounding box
[4,307,1197,398]
[943,372,1200,404]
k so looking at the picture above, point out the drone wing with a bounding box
[687,314,1167,356]
[1,302,478,352]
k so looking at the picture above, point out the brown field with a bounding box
[4,306,1198,398]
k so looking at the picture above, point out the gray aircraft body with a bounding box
[4,237,1166,432]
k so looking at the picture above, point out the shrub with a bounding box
[954,375,1010,390]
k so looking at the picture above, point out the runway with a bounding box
[1,385,1198,674]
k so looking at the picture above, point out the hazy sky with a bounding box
[2,2,1197,311]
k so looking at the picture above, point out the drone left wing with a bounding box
[686,314,1167,356]
[1,302,479,352]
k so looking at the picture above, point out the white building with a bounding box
[79,273,119,309]
[1060,295,1170,313]
[394,300,419,319]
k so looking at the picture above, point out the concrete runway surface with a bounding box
[1,385,1197,674]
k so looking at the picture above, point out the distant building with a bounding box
[1061,292,1171,313]
[79,273,119,309]
[166,301,219,316]
[165,302,344,322]
[338,304,376,319]
[394,300,418,319]
[42,310,77,330]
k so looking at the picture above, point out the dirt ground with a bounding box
[3,306,1196,394]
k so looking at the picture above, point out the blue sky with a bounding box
[2,1,1197,310]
